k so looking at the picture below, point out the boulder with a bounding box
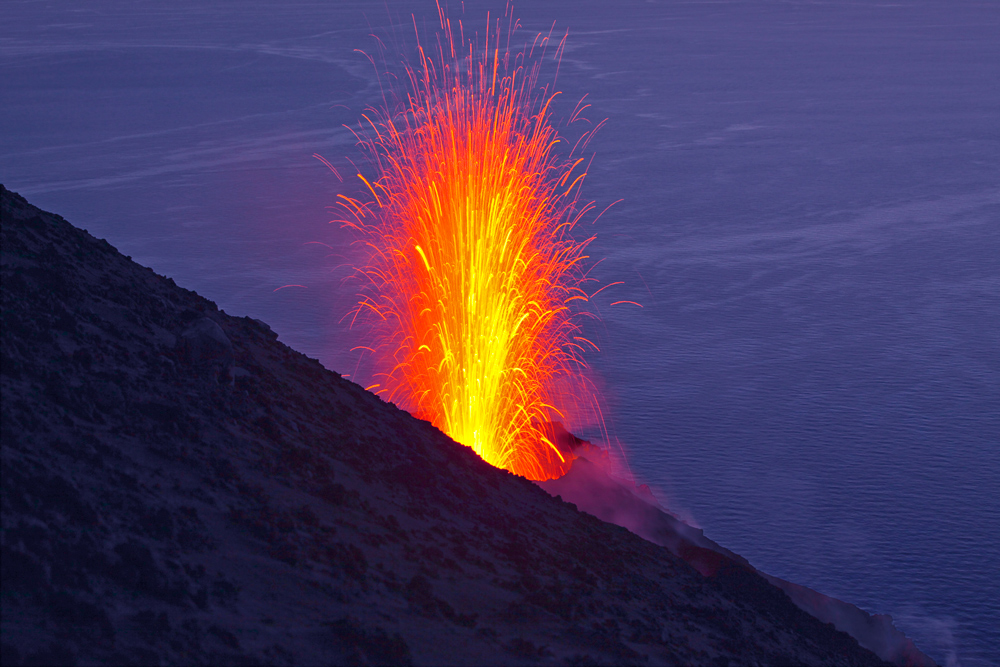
[178,317,233,377]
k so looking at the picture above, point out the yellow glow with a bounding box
[342,13,601,480]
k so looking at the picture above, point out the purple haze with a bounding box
[2,2,997,664]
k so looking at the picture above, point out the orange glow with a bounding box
[341,9,604,480]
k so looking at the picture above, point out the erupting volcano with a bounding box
[341,9,607,481]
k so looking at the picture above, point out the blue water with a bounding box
[2,2,997,664]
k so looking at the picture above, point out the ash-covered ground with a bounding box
[1,185,916,665]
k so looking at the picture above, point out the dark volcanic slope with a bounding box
[0,185,886,666]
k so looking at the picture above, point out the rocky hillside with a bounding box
[1,184,891,665]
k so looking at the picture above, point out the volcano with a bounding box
[0,185,931,665]
[341,14,603,483]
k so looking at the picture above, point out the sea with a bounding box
[2,1,997,664]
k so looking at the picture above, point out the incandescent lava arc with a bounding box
[340,7,610,481]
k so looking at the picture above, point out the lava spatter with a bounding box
[341,8,606,481]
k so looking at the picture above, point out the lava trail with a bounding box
[341,8,605,481]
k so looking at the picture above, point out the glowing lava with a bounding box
[341,9,605,481]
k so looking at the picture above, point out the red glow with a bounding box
[341,8,607,481]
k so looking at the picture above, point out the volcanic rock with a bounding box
[178,316,234,379]
[539,455,934,666]
[1,184,901,665]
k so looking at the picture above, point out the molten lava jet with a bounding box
[341,9,607,481]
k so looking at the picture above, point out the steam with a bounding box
[536,428,938,667]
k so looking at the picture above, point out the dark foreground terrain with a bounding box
[1,185,899,665]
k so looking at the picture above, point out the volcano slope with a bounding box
[0,185,888,666]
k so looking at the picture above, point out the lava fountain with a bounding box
[340,8,610,481]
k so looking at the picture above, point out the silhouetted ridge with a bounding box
[1,184,889,665]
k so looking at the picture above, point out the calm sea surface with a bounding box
[3,2,997,664]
